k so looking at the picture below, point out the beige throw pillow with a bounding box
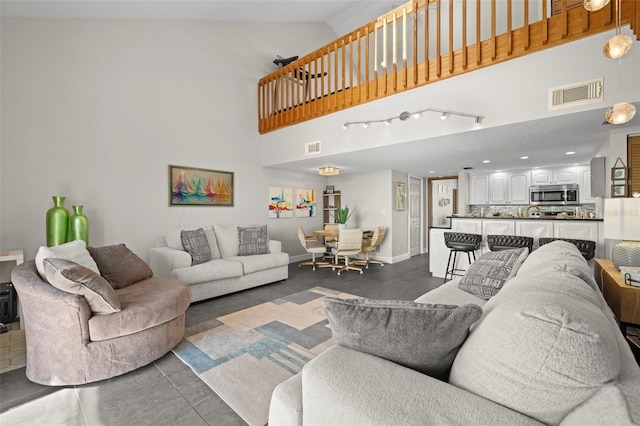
[87,244,153,289]
[35,239,100,282]
[43,258,121,314]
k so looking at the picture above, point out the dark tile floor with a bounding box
[0,254,442,426]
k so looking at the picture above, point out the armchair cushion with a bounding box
[323,297,482,381]
[88,244,153,289]
[35,239,100,282]
[180,228,211,265]
[43,258,121,314]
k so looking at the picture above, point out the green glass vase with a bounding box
[68,205,89,245]
[46,196,69,247]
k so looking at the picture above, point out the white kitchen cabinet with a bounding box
[482,219,515,252]
[515,220,554,248]
[488,173,509,204]
[578,166,596,203]
[452,218,482,234]
[531,166,579,185]
[553,220,598,241]
[479,171,530,205]
[469,174,489,204]
[509,172,530,204]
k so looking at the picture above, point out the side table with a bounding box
[594,258,640,356]
[0,250,24,329]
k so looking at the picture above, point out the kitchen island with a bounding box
[429,216,603,279]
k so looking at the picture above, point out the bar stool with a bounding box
[487,235,534,253]
[538,238,596,261]
[443,232,482,282]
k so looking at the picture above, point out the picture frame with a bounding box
[611,157,627,181]
[169,165,234,206]
[612,184,627,198]
[326,185,334,194]
[395,182,406,211]
[611,168,627,181]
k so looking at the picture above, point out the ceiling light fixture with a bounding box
[602,0,632,59]
[482,160,491,163]
[341,107,483,129]
[520,156,529,159]
[566,151,576,155]
[583,0,610,11]
[319,166,339,176]
[605,102,636,124]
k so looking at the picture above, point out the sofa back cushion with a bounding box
[449,244,624,425]
[213,224,241,258]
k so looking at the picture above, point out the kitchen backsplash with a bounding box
[467,203,597,218]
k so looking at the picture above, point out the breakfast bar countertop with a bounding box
[448,215,603,221]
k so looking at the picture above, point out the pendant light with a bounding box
[602,0,633,59]
[583,0,610,11]
[605,102,636,124]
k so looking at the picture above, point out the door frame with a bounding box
[408,176,423,256]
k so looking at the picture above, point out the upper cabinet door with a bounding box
[578,166,595,203]
[469,174,489,204]
[553,167,578,184]
[531,169,553,185]
[488,173,509,204]
[509,172,530,204]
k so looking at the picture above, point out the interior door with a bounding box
[409,177,422,256]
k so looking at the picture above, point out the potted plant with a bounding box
[335,205,356,229]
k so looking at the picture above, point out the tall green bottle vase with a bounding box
[46,196,70,247]
[68,205,89,245]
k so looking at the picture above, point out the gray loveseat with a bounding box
[150,224,289,303]
[269,241,640,425]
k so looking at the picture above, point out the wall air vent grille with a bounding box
[305,141,321,156]
[549,78,603,110]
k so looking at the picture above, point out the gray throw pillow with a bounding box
[181,228,212,265]
[458,248,528,299]
[323,297,483,381]
[238,225,269,256]
[43,258,121,314]
[87,244,153,289]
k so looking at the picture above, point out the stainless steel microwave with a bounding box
[529,184,579,205]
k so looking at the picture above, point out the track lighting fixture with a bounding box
[341,107,483,129]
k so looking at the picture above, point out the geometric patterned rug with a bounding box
[172,286,358,426]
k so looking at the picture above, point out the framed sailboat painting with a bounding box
[169,165,234,206]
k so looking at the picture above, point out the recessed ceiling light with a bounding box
[520,156,529,159]
[482,160,490,163]
[429,170,435,173]
[565,151,575,155]
[495,169,502,172]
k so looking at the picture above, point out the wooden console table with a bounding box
[594,258,640,335]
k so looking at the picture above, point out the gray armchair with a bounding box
[11,260,190,385]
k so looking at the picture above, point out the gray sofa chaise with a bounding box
[150,224,289,303]
[269,241,640,425]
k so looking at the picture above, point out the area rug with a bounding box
[172,286,358,426]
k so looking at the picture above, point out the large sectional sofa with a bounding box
[150,224,289,303]
[269,241,640,425]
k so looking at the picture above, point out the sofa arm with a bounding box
[149,246,191,278]
[269,240,282,254]
[299,346,544,426]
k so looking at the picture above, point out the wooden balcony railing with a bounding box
[258,0,639,134]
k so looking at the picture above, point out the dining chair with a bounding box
[333,228,364,275]
[323,224,340,259]
[355,226,385,268]
[297,227,331,270]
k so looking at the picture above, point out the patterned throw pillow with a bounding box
[180,228,212,265]
[458,248,529,299]
[238,225,269,256]
[323,297,483,381]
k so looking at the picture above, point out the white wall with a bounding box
[0,18,338,266]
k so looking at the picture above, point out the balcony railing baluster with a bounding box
[258,0,637,134]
